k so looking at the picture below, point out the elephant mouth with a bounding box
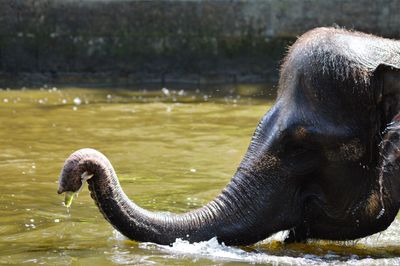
[58,171,93,207]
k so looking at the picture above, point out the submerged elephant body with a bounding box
[58,27,400,245]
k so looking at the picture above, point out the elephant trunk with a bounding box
[58,144,296,246]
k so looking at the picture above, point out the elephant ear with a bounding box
[381,64,400,95]
[379,114,400,203]
[376,65,400,127]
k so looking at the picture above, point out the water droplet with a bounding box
[73,97,82,105]
[376,208,385,219]
[161,88,170,96]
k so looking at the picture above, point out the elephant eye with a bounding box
[289,145,310,156]
[284,141,313,156]
[293,146,309,154]
[281,142,322,175]
[277,125,323,158]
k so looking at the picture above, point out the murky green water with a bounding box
[1,85,400,265]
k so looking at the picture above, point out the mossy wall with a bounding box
[0,0,399,85]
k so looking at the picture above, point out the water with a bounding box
[0,85,400,265]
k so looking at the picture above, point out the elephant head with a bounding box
[58,27,400,246]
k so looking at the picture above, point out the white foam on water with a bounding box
[139,237,329,265]
[111,221,400,265]
[345,258,400,266]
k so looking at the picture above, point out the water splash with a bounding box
[138,237,328,265]
[73,97,82,105]
[161,88,170,96]
[130,224,400,265]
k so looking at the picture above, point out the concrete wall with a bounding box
[1,0,399,85]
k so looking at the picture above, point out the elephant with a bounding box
[57,27,400,246]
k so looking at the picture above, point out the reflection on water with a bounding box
[0,85,399,265]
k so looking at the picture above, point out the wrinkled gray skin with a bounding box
[58,27,400,246]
